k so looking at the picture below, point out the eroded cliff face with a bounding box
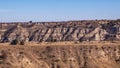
[0,20,120,43]
[0,45,120,68]
[0,20,120,68]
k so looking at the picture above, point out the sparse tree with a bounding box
[29,21,32,23]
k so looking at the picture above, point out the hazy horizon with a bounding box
[0,0,120,22]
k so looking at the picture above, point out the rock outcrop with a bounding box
[0,20,120,43]
[0,20,120,68]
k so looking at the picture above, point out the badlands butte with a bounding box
[0,20,120,68]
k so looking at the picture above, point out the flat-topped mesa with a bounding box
[0,20,120,44]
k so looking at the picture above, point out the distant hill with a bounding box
[0,20,120,43]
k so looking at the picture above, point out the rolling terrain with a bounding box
[0,20,120,68]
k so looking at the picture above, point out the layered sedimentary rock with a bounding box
[0,20,120,68]
[0,20,120,43]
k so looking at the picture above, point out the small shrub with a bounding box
[49,38,57,42]
[10,39,19,45]
[54,59,60,62]
[20,40,25,45]
[10,39,25,45]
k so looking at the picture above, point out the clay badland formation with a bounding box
[0,20,120,68]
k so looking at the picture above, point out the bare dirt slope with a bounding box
[0,45,120,68]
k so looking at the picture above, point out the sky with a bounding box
[0,0,120,22]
